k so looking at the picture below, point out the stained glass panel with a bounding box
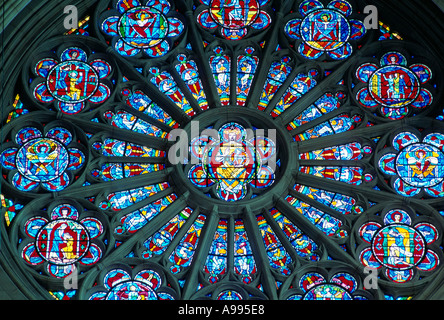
[2,0,444,302]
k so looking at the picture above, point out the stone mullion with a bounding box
[276,55,361,125]
[243,206,279,300]
[275,197,360,269]
[181,206,220,299]
[56,167,173,198]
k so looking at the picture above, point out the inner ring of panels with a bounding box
[1,0,444,301]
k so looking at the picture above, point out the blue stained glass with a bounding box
[187,122,277,201]
[197,0,272,40]
[285,196,345,238]
[395,143,444,188]
[100,0,183,58]
[285,0,366,60]
[299,165,370,185]
[217,290,243,300]
[234,219,257,283]
[150,67,195,116]
[124,89,178,127]
[258,56,292,110]
[106,182,170,211]
[142,207,192,259]
[294,114,360,141]
[287,92,344,129]
[175,54,209,110]
[355,52,434,119]
[2,126,85,192]
[210,47,231,106]
[169,214,206,274]
[294,184,363,215]
[16,138,69,182]
[378,131,444,198]
[33,48,112,114]
[99,138,166,158]
[270,209,320,261]
[271,70,318,117]
[115,194,178,234]
[236,47,259,106]
[299,142,371,161]
[98,163,165,181]
[257,214,292,275]
[105,110,167,138]
[203,219,228,283]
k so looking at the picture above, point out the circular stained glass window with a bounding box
[1,0,444,302]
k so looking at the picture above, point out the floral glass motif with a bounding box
[188,122,277,201]
[89,266,175,300]
[197,0,272,40]
[100,0,184,57]
[0,126,85,192]
[285,0,366,60]
[21,203,104,278]
[33,47,112,114]
[378,130,444,197]
[358,208,440,283]
[355,52,433,119]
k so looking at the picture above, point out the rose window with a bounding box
[1,0,444,303]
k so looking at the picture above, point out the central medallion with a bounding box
[188,122,277,201]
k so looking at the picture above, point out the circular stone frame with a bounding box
[169,107,297,217]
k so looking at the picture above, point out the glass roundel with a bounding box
[35,219,90,266]
[47,61,99,103]
[300,9,351,51]
[2,0,444,302]
[371,224,426,270]
[395,143,444,188]
[368,65,420,108]
[118,7,170,48]
[16,138,69,182]
[186,121,279,202]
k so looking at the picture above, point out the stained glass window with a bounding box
[1,0,444,303]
